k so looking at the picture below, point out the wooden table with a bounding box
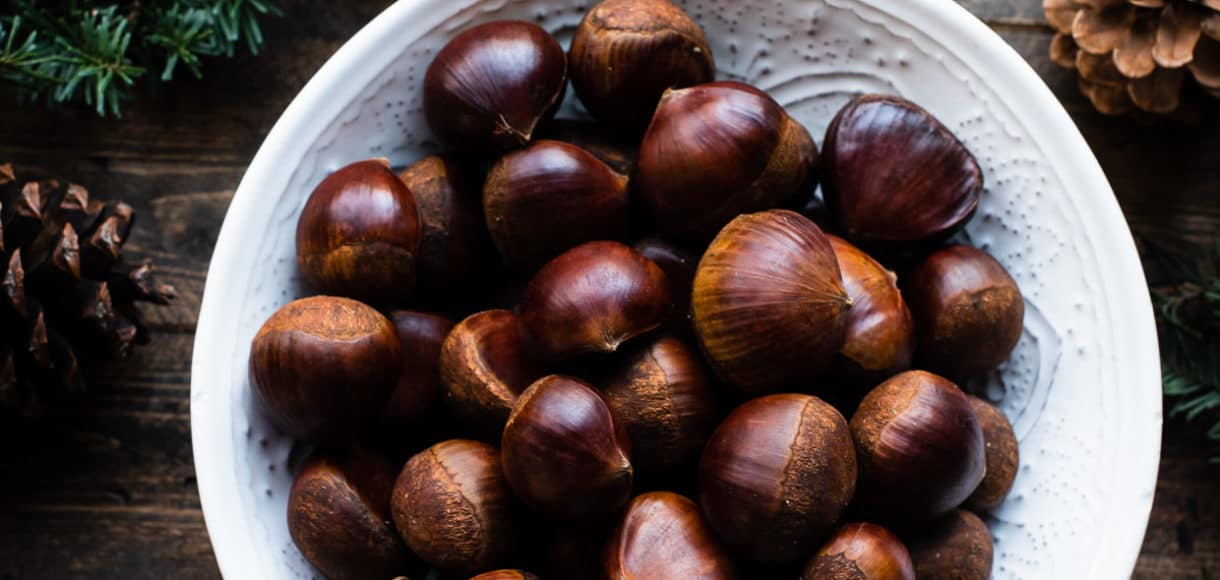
[0,1,1215,578]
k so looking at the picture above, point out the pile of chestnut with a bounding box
[249,0,1026,578]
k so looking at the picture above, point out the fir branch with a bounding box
[1,0,280,116]
[1146,237,1220,462]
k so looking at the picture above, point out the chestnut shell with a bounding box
[296,159,421,305]
[484,140,630,268]
[470,571,541,580]
[423,21,567,153]
[849,371,985,523]
[633,237,698,338]
[440,310,543,439]
[569,0,715,132]
[965,396,1019,512]
[287,449,411,580]
[903,510,994,580]
[638,81,818,244]
[381,311,453,432]
[604,491,739,579]
[692,210,850,394]
[698,393,857,564]
[250,296,400,446]
[822,94,983,246]
[802,522,915,580]
[398,155,490,294]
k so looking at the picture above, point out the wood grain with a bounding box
[0,0,1216,578]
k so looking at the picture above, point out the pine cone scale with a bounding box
[1153,3,1205,67]
[1115,14,1160,77]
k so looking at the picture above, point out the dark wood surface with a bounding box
[0,0,1216,578]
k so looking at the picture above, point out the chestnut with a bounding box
[440,310,543,439]
[826,235,915,394]
[381,311,453,432]
[569,0,715,132]
[903,510,994,580]
[602,335,718,477]
[501,375,633,518]
[905,245,1024,381]
[633,237,698,337]
[540,119,639,177]
[296,159,421,305]
[604,491,739,579]
[423,21,567,153]
[288,449,411,580]
[965,396,1019,511]
[537,520,616,580]
[250,296,400,446]
[698,394,856,564]
[802,522,915,580]
[638,82,818,244]
[484,140,630,268]
[398,155,490,294]
[849,371,985,523]
[822,94,982,246]
[519,241,669,360]
[392,439,521,576]
[692,210,850,394]
[470,571,540,580]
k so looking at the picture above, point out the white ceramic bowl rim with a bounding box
[190,0,1161,577]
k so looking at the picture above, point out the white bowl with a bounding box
[190,0,1162,577]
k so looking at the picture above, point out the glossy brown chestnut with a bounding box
[965,396,1019,511]
[822,94,982,246]
[381,311,453,431]
[604,491,739,579]
[423,21,567,153]
[692,210,850,394]
[904,510,994,580]
[569,0,715,132]
[501,375,633,518]
[850,371,985,523]
[519,241,669,360]
[296,159,421,305]
[602,335,717,477]
[288,449,411,580]
[250,296,400,445]
[484,140,630,268]
[802,522,915,580]
[638,82,818,244]
[905,245,1024,381]
[469,571,541,580]
[540,119,640,177]
[392,439,520,576]
[826,235,915,393]
[698,394,857,564]
[633,237,698,337]
[440,310,543,439]
[398,155,489,294]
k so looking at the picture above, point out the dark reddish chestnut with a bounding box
[540,119,639,176]
[569,0,715,132]
[638,82,818,244]
[381,311,453,432]
[633,237,698,337]
[392,439,521,576]
[826,235,915,393]
[904,510,994,580]
[965,396,1019,511]
[850,371,985,523]
[501,375,633,518]
[288,449,411,580]
[423,21,567,153]
[699,394,857,564]
[296,159,421,305]
[470,571,540,580]
[692,210,850,394]
[519,241,669,360]
[398,155,490,294]
[802,522,915,580]
[250,296,400,446]
[439,310,543,438]
[905,245,1024,381]
[822,94,982,246]
[484,140,630,268]
[602,335,718,477]
[604,491,739,579]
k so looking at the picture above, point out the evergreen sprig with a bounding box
[1,0,280,116]
[1145,237,1220,462]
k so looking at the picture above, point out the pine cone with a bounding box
[0,163,176,418]
[1045,0,1220,113]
